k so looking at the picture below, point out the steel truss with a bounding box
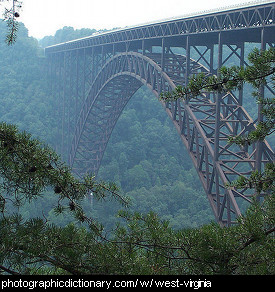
[46,2,275,226]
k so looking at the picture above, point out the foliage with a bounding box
[0,0,22,44]
[117,195,274,275]
[1,179,274,275]
[38,26,102,48]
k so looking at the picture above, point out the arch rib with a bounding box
[69,51,273,226]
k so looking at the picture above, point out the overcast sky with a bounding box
[1,0,270,39]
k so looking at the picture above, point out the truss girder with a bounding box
[68,51,273,226]
[45,2,274,54]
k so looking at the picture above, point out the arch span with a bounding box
[69,51,273,226]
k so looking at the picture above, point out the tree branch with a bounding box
[240,226,275,251]
[0,264,21,275]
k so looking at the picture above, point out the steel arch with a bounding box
[69,51,273,226]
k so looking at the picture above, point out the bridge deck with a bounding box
[45,1,275,54]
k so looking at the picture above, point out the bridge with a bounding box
[45,1,275,226]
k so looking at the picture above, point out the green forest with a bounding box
[0,19,274,276]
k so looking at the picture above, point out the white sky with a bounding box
[1,0,270,39]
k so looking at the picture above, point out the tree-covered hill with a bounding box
[38,26,103,48]
[0,21,56,144]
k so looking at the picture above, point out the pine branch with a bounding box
[1,0,22,45]
[239,226,275,251]
[0,264,21,275]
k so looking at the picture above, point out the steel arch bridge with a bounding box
[45,1,275,226]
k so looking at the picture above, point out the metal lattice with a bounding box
[46,1,275,226]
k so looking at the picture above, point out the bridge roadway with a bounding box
[45,1,275,226]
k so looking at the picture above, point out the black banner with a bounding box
[0,275,272,290]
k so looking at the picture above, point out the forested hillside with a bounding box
[0,21,57,145]
[38,26,104,48]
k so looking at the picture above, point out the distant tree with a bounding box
[0,0,22,44]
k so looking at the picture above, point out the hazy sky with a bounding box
[1,0,269,39]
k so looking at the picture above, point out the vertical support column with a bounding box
[209,43,214,74]
[239,42,245,107]
[49,54,55,101]
[61,52,66,159]
[161,38,165,70]
[101,46,105,68]
[184,35,192,157]
[214,32,222,161]
[185,35,190,90]
[126,41,130,52]
[75,51,79,122]
[208,43,215,105]
[75,50,81,128]
[83,48,87,104]
[68,51,74,163]
[214,32,223,222]
[91,47,95,86]
[255,28,266,197]
[49,53,59,153]
[142,39,145,55]
[64,50,73,162]
[161,38,165,94]
[112,43,115,56]
[47,54,52,95]
[232,42,245,137]
[57,53,63,155]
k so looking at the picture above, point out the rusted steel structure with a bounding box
[45,1,274,226]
